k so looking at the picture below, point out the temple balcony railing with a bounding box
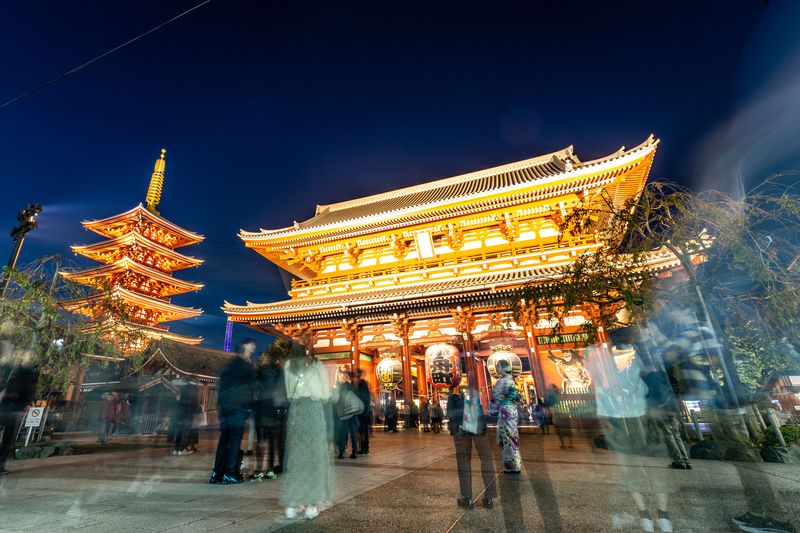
[288,235,600,292]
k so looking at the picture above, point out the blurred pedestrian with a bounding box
[281,346,333,520]
[489,359,522,473]
[546,385,574,449]
[641,364,691,469]
[336,372,363,459]
[211,339,256,485]
[385,398,399,432]
[352,370,372,455]
[403,401,411,429]
[410,400,419,429]
[430,399,443,433]
[97,392,118,444]
[173,380,200,455]
[534,397,549,435]
[252,350,288,480]
[449,387,496,509]
[0,333,36,476]
[585,327,676,533]
[420,396,431,432]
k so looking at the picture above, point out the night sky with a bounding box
[2,1,799,350]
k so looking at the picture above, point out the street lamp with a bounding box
[1,203,42,297]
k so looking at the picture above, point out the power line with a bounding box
[0,0,212,110]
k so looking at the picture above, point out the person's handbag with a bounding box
[461,393,482,435]
[337,389,365,420]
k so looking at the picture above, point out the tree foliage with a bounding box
[0,255,145,399]
[514,176,800,390]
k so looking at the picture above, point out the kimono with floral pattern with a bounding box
[489,374,522,472]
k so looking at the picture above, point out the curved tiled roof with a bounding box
[302,154,568,229]
[241,136,657,242]
[139,339,236,381]
[83,204,205,247]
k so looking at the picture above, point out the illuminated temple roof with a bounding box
[71,232,203,272]
[225,136,665,330]
[82,204,204,248]
[242,135,658,246]
[61,257,204,297]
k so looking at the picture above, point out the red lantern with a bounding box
[425,343,462,389]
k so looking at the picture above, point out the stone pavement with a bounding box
[1,428,798,532]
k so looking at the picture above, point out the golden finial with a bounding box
[145,148,166,214]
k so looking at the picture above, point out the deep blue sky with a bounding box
[2,1,799,350]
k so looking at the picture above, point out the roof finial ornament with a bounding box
[145,148,167,215]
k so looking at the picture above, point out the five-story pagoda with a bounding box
[63,149,204,346]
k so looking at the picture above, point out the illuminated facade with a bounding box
[64,150,204,346]
[224,136,680,410]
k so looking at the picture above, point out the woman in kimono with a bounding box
[489,359,522,473]
[281,347,333,520]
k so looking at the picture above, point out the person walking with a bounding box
[534,397,549,435]
[336,373,363,459]
[430,399,443,433]
[641,364,692,469]
[585,327,677,533]
[173,381,200,455]
[211,339,256,485]
[546,385,574,449]
[252,350,288,480]
[97,392,118,444]
[352,370,372,455]
[385,397,399,433]
[0,343,36,476]
[448,387,497,509]
[403,401,411,430]
[420,397,431,432]
[489,359,522,474]
[281,347,333,520]
[410,400,419,429]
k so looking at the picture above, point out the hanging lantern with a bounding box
[487,345,523,378]
[376,355,403,390]
[425,343,462,389]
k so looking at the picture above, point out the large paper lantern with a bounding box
[376,356,403,390]
[487,345,523,378]
[425,343,462,389]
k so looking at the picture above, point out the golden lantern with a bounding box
[376,355,403,391]
[487,344,523,378]
[425,343,462,389]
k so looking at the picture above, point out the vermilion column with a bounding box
[391,314,414,402]
[417,358,429,399]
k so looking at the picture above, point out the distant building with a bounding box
[765,372,800,415]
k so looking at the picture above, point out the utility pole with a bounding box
[1,203,42,298]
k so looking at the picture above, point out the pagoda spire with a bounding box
[145,148,167,214]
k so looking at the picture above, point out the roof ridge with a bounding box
[71,230,204,266]
[82,204,205,242]
[315,145,574,215]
